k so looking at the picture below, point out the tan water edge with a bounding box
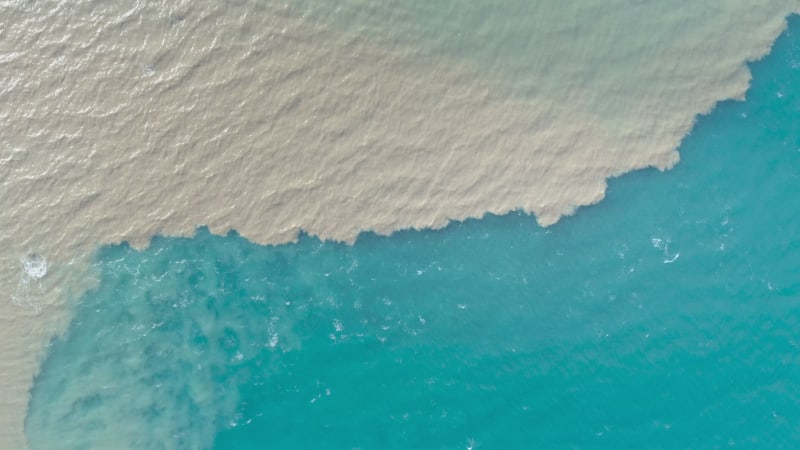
[1,1,799,447]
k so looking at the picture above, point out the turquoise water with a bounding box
[26,16,800,450]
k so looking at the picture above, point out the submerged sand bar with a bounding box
[2,1,799,447]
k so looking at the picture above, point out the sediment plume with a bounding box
[1,1,798,447]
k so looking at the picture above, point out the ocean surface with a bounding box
[3,5,797,445]
[22,15,800,449]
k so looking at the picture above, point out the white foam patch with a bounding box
[22,254,47,280]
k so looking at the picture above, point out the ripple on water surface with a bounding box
[25,15,800,450]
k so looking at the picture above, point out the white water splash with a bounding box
[22,254,47,280]
[11,254,48,311]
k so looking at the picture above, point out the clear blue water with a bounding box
[26,16,800,450]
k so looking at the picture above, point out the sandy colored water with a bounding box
[1,0,799,447]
